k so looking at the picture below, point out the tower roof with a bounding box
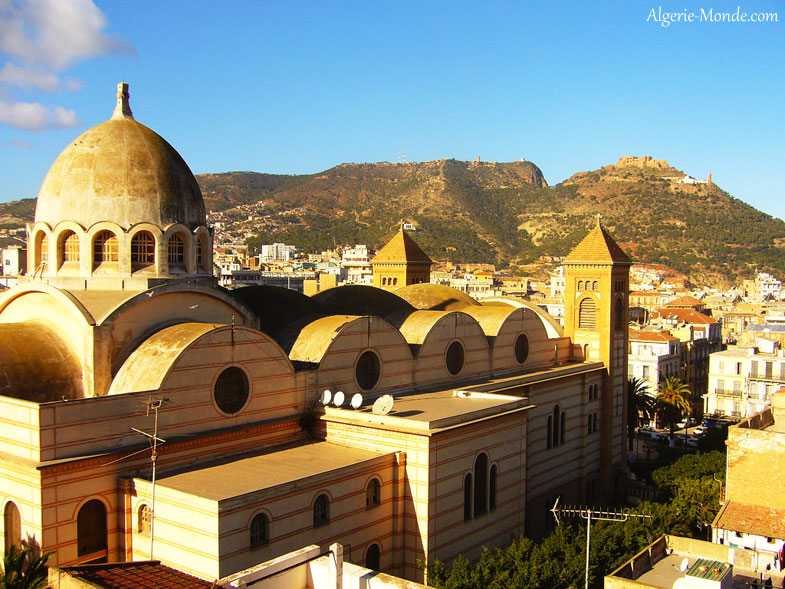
[372,229,432,264]
[564,220,631,264]
[35,82,206,230]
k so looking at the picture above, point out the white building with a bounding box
[260,243,296,262]
[705,339,785,418]
[340,244,373,285]
[628,330,681,395]
[2,245,26,276]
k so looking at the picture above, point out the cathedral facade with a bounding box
[0,84,630,584]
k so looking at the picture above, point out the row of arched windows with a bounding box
[587,384,600,401]
[380,276,399,286]
[577,280,599,291]
[547,404,566,449]
[33,228,209,274]
[464,453,497,521]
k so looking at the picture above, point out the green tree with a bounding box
[1,544,52,589]
[627,377,655,450]
[654,376,692,439]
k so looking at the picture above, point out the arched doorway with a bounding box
[77,499,107,560]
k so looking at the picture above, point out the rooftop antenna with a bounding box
[129,397,168,560]
[551,498,651,589]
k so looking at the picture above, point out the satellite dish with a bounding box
[350,393,363,409]
[680,558,689,572]
[372,395,394,415]
[333,391,345,407]
[320,390,332,406]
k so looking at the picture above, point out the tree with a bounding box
[655,376,692,439]
[627,377,655,450]
[1,543,51,589]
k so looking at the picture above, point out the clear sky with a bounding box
[1,1,783,220]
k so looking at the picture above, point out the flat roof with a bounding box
[322,362,601,432]
[151,440,390,501]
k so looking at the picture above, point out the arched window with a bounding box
[365,543,381,571]
[61,230,80,263]
[313,494,330,528]
[489,464,497,511]
[445,341,465,376]
[579,298,597,329]
[196,234,208,270]
[366,479,381,508]
[546,415,553,449]
[577,280,583,291]
[250,513,269,548]
[393,277,398,286]
[93,231,118,265]
[614,297,624,329]
[214,367,250,415]
[35,232,48,267]
[593,413,598,434]
[131,231,155,269]
[382,277,387,286]
[592,281,599,290]
[552,405,560,448]
[137,504,151,536]
[463,474,473,521]
[167,233,185,265]
[474,453,488,517]
[560,411,566,445]
[77,499,107,557]
[4,501,21,550]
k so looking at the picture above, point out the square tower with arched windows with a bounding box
[563,219,631,498]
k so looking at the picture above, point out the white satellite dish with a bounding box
[350,393,363,409]
[372,395,394,415]
[333,391,345,407]
[679,557,689,572]
[320,390,332,406]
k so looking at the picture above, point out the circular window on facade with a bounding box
[356,350,381,391]
[214,366,250,414]
[514,333,529,364]
[445,341,465,376]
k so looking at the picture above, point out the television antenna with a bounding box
[372,395,394,415]
[129,398,168,560]
[333,390,345,407]
[551,497,651,589]
[320,389,332,406]
[350,393,363,409]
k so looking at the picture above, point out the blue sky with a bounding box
[1,1,783,220]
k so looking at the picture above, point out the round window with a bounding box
[214,366,249,414]
[514,334,529,364]
[445,341,465,376]
[356,350,381,391]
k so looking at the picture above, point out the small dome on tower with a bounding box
[34,82,205,230]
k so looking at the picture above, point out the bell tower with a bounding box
[563,216,631,498]
[371,224,432,290]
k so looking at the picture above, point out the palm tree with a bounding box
[655,376,692,440]
[627,377,655,451]
[1,543,51,589]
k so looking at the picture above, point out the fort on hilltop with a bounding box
[616,155,669,169]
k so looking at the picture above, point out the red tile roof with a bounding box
[663,295,704,308]
[564,223,631,264]
[714,501,785,539]
[59,561,213,589]
[653,308,717,324]
[629,330,679,342]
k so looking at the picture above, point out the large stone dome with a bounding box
[34,83,205,230]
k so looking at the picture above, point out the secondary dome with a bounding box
[35,83,205,230]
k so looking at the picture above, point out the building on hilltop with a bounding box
[0,83,631,585]
[615,155,669,169]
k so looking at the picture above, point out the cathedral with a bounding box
[0,83,631,584]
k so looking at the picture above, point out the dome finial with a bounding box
[112,82,134,120]
[596,213,603,228]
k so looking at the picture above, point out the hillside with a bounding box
[3,158,784,286]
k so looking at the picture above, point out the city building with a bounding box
[712,390,785,568]
[260,243,297,263]
[628,330,681,396]
[0,83,630,585]
[705,340,785,418]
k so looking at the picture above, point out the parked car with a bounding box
[650,432,669,443]
[676,418,693,429]
[693,426,707,436]
[686,436,700,448]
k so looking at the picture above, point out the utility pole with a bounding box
[551,498,651,589]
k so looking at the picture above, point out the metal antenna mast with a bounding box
[130,398,167,559]
[551,498,651,589]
